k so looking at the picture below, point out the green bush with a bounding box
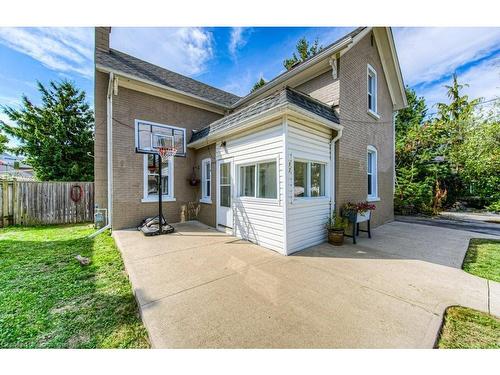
[394,167,434,214]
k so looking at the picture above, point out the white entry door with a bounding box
[217,160,233,228]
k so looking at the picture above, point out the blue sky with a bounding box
[0,27,499,146]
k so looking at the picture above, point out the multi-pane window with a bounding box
[145,154,170,198]
[293,160,326,198]
[367,146,378,200]
[239,161,277,199]
[367,64,377,114]
[201,158,211,201]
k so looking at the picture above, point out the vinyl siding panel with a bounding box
[286,119,332,254]
[217,120,286,254]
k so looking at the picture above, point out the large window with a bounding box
[367,64,378,117]
[294,160,326,198]
[239,160,277,199]
[143,154,173,201]
[367,146,378,200]
[201,158,211,203]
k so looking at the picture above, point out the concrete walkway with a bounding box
[113,221,499,348]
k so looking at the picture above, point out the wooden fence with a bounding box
[0,180,94,227]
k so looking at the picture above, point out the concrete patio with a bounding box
[113,220,499,348]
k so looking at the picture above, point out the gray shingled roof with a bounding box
[189,87,339,144]
[96,48,240,107]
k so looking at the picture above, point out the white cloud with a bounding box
[228,27,251,58]
[0,27,93,78]
[111,27,214,76]
[0,95,20,107]
[418,56,500,110]
[394,27,500,86]
[221,70,266,96]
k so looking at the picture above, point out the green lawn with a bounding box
[437,306,500,349]
[463,238,500,282]
[0,224,149,348]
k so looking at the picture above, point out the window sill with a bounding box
[367,196,380,202]
[141,196,176,203]
[367,110,380,120]
[199,198,212,204]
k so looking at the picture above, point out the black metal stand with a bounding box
[343,218,371,245]
[356,220,371,238]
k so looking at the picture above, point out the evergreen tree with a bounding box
[0,131,7,154]
[0,80,94,181]
[251,77,266,92]
[283,37,324,70]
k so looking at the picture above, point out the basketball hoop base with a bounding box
[137,215,175,236]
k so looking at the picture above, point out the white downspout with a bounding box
[106,72,114,228]
[330,128,343,217]
[89,72,114,239]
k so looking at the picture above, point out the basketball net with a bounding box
[156,146,178,163]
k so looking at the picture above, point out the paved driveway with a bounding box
[113,221,499,348]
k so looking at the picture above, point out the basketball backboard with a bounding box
[135,120,186,156]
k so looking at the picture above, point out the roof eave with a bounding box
[95,64,232,111]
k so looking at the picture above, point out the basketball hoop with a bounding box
[156,146,178,163]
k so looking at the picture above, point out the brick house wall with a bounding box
[194,143,217,227]
[337,31,395,226]
[94,70,222,229]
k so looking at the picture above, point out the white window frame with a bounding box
[236,157,279,203]
[200,158,212,204]
[367,145,379,202]
[367,64,379,119]
[292,158,329,201]
[142,155,175,203]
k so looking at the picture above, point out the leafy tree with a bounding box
[0,80,94,181]
[251,77,266,92]
[283,37,324,70]
[395,75,499,214]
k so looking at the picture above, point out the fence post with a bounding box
[2,180,8,227]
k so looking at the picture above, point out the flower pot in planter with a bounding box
[356,210,371,223]
[328,228,345,246]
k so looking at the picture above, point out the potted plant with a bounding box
[341,202,359,223]
[341,201,376,223]
[325,213,348,246]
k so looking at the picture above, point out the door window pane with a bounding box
[220,186,231,207]
[294,161,308,197]
[220,163,230,185]
[239,165,255,197]
[310,163,325,197]
[257,161,277,199]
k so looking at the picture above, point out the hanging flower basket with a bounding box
[187,166,200,186]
